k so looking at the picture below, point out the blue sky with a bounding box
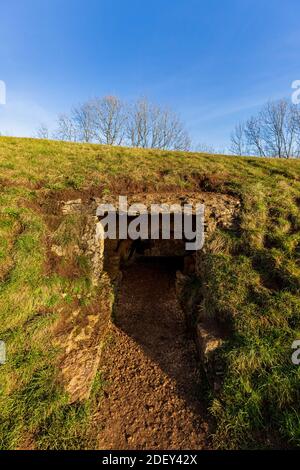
[0,0,299,149]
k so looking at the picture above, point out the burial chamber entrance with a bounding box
[100,213,198,364]
[98,207,202,282]
[55,191,240,428]
[96,209,210,449]
[96,190,240,282]
[94,195,240,450]
[95,193,240,371]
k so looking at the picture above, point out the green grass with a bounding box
[0,136,300,449]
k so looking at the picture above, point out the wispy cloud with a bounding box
[0,95,55,137]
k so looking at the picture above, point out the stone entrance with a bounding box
[50,191,240,402]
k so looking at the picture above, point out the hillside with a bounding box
[0,136,299,449]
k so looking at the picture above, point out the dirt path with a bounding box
[96,258,209,450]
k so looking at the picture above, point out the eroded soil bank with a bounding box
[95,258,209,450]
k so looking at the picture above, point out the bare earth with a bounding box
[96,258,209,450]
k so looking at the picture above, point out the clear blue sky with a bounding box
[0,0,299,149]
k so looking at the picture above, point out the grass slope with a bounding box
[0,136,299,449]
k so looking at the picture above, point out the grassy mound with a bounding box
[0,136,299,449]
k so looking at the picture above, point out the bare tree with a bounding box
[230,123,246,156]
[263,101,285,157]
[155,107,191,150]
[244,116,267,157]
[53,114,78,142]
[126,98,150,148]
[126,98,191,150]
[52,95,191,150]
[232,99,300,158]
[259,100,300,158]
[285,103,300,157]
[92,96,126,145]
[71,101,95,143]
[36,123,49,139]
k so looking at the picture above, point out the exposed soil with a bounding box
[96,257,209,450]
